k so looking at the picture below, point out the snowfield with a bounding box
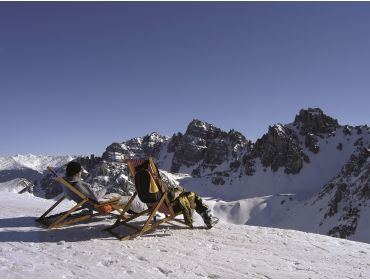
[0,154,74,173]
[1,189,370,278]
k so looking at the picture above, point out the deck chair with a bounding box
[36,166,124,229]
[106,158,191,240]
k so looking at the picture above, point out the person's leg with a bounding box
[117,195,148,214]
[176,194,193,227]
[192,193,209,214]
[185,192,219,229]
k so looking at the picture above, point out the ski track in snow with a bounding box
[1,191,370,278]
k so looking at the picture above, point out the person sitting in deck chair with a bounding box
[65,161,146,214]
[135,159,219,229]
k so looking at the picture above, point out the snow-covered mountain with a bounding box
[98,108,370,243]
[0,154,74,183]
[102,119,251,176]
[1,186,370,278]
[2,108,370,243]
[278,146,370,242]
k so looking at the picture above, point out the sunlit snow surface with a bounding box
[0,186,370,278]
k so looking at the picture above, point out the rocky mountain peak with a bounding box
[250,124,308,174]
[293,108,340,135]
[102,132,168,161]
[169,120,250,175]
[142,132,168,147]
[185,119,222,139]
[227,129,249,148]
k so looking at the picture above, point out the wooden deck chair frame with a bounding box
[36,166,123,229]
[106,158,191,241]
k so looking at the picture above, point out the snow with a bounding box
[275,123,286,135]
[212,194,297,226]
[1,187,370,278]
[156,141,175,171]
[0,154,74,173]
[0,179,32,193]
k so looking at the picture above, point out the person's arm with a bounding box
[74,181,102,201]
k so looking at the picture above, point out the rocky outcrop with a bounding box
[294,108,340,136]
[102,143,126,161]
[140,133,169,158]
[169,120,225,173]
[91,119,251,183]
[315,146,370,239]
[246,107,347,176]
[16,178,35,194]
[38,171,64,199]
[305,133,320,154]
[0,168,42,184]
[293,108,341,154]
[169,120,250,175]
[101,109,349,178]
[249,124,308,174]
[103,132,169,161]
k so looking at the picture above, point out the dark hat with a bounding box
[66,161,82,177]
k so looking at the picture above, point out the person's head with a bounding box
[66,161,82,178]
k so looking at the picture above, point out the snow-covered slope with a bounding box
[0,178,35,193]
[0,154,74,173]
[1,188,370,278]
[0,154,74,183]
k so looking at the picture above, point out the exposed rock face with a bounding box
[102,143,125,161]
[86,161,134,196]
[138,132,169,158]
[305,133,320,154]
[101,119,250,178]
[294,108,340,135]
[244,108,344,176]
[169,120,225,173]
[39,171,64,199]
[243,155,256,176]
[168,120,250,175]
[16,178,35,194]
[315,146,370,239]
[0,168,42,184]
[250,124,307,174]
[211,172,228,186]
[293,108,341,154]
[103,132,169,161]
[343,125,352,136]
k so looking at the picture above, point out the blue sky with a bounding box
[1,2,370,156]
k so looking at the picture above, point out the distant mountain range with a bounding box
[0,154,74,183]
[1,108,370,243]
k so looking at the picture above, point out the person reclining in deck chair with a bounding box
[135,159,219,229]
[65,161,146,214]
